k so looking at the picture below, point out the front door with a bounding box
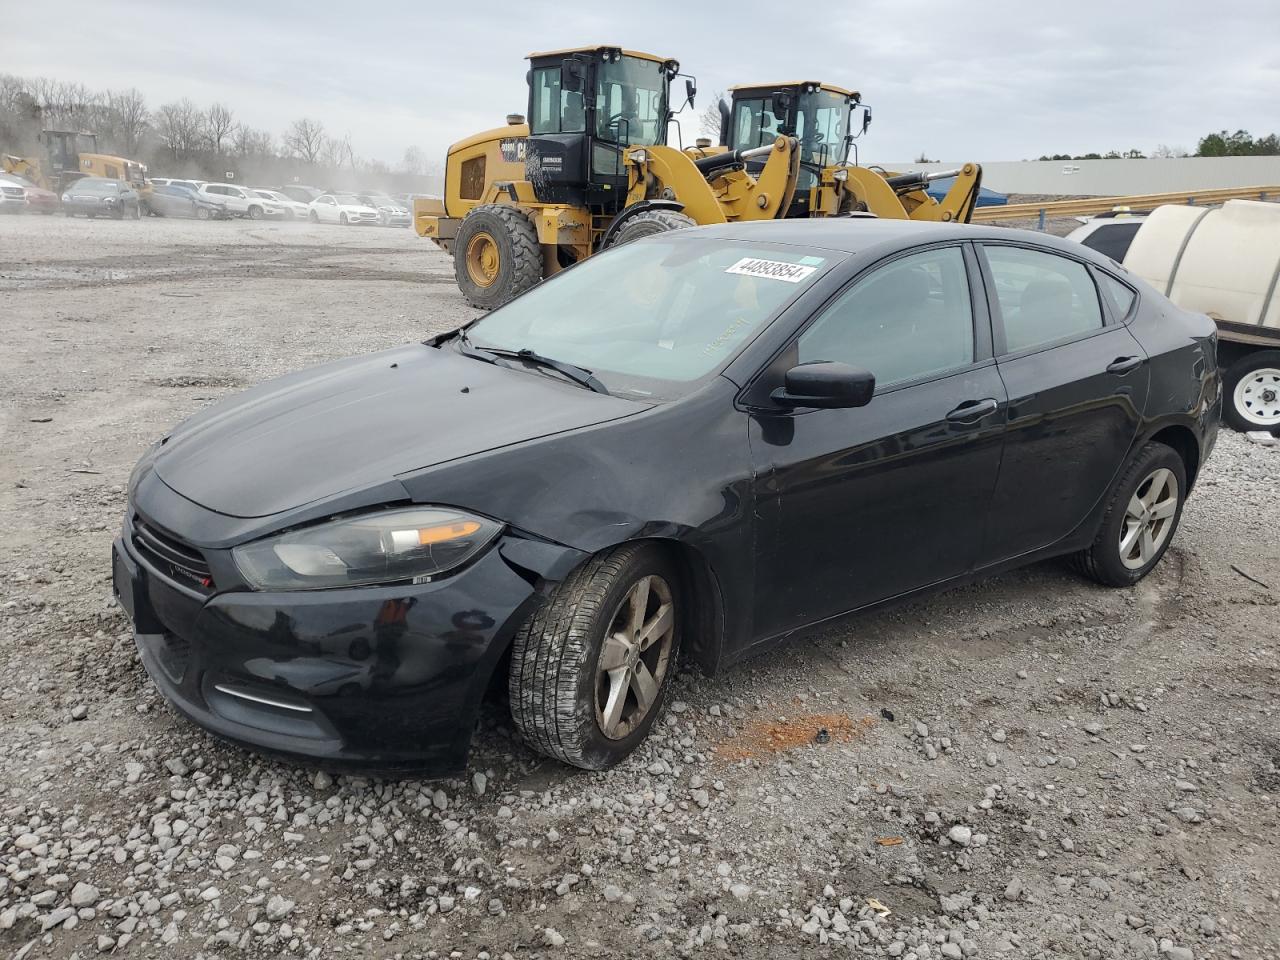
[750,244,1008,640]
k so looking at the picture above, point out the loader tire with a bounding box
[606,208,697,247]
[454,204,542,310]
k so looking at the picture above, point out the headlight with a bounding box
[232,507,502,591]
[62,194,70,202]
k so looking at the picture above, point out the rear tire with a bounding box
[453,204,542,310]
[606,208,698,247]
[509,543,682,770]
[1072,442,1187,587]
[1222,351,1280,432]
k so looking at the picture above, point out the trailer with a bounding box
[1121,199,1280,432]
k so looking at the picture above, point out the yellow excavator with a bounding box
[415,46,982,308]
[3,130,151,204]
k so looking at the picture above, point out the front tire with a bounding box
[195,206,210,221]
[1223,351,1280,432]
[509,544,682,770]
[1072,442,1187,587]
[309,210,319,223]
[606,208,698,247]
[453,204,542,310]
[340,212,349,226]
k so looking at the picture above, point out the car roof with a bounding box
[690,217,1111,261]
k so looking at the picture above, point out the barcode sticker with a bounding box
[725,257,819,283]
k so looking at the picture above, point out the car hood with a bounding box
[152,342,648,519]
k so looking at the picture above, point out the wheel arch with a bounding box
[599,200,686,249]
[630,536,726,677]
[1146,422,1202,491]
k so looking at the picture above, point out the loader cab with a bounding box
[526,46,678,211]
[43,130,98,177]
[725,83,863,216]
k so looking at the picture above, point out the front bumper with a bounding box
[113,518,572,775]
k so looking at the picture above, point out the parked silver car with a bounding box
[149,183,232,220]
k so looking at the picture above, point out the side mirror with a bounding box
[771,361,875,409]
[685,78,696,107]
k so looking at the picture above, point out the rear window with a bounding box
[1080,221,1142,263]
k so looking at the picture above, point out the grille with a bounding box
[1,187,24,198]
[132,517,215,591]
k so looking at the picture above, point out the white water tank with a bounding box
[1123,199,1280,334]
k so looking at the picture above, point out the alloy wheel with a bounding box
[1118,467,1179,570]
[594,575,676,740]
[1234,367,1280,427]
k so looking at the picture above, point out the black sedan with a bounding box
[62,177,142,219]
[114,219,1220,774]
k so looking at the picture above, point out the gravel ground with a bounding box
[1,214,1278,960]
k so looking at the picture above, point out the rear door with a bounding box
[749,243,1008,639]
[977,242,1149,564]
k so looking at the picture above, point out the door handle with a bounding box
[1107,355,1144,374]
[945,397,999,423]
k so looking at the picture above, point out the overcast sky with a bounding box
[4,0,1277,166]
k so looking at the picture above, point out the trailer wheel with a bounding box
[606,208,698,247]
[454,204,542,310]
[1223,351,1280,432]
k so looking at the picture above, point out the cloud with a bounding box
[2,0,1275,164]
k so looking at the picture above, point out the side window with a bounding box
[983,245,1104,354]
[206,185,224,195]
[530,66,585,135]
[1097,271,1138,320]
[798,246,974,390]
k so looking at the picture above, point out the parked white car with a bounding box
[308,193,381,225]
[199,183,286,220]
[253,189,310,221]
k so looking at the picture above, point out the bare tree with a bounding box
[106,88,148,156]
[153,99,204,161]
[1151,143,1190,159]
[231,122,273,158]
[699,90,726,139]
[206,102,233,154]
[321,132,354,169]
[283,117,327,164]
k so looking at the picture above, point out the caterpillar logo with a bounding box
[500,138,527,164]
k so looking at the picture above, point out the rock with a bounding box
[163,757,189,776]
[1164,948,1194,960]
[670,701,688,713]
[313,770,333,790]
[991,729,1007,743]
[70,882,99,908]
[730,883,751,902]
[96,936,115,953]
[914,721,930,737]
[265,894,295,921]
[948,825,972,846]
[71,705,89,721]
[42,908,75,931]
[432,789,448,811]
[602,884,624,903]
[438,896,455,913]
[1004,877,1024,901]
[472,772,487,796]
[941,944,963,960]
[1083,721,1103,735]
[124,762,145,784]
[543,927,566,947]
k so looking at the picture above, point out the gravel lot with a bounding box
[1,214,1278,960]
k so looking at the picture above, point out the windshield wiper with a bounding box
[452,330,609,395]
[485,347,610,395]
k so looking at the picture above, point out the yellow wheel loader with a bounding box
[3,130,151,205]
[417,45,809,309]
[716,82,983,223]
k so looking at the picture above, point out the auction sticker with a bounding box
[725,257,819,283]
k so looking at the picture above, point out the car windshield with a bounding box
[334,194,361,204]
[465,236,841,399]
[255,191,276,200]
